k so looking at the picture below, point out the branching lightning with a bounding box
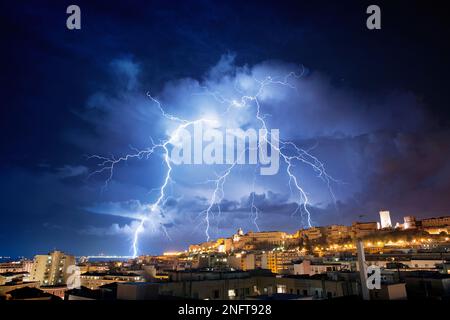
[88,106,217,257]
[202,69,339,229]
[88,67,339,257]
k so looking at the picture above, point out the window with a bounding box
[228,289,236,298]
[277,285,287,294]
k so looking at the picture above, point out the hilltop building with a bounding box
[379,211,392,229]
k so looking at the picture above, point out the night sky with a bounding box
[1,0,449,257]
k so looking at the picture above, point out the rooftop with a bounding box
[6,287,61,300]
[81,271,141,277]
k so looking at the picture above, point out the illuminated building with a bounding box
[293,260,354,275]
[424,227,450,234]
[324,225,351,243]
[244,231,287,245]
[297,227,323,241]
[189,230,287,253]
[80,272,143,290]
[379,210,392,229]
[351,221,378,238]
[189,238,233,253]
[0,271,29,285]
[191,253,228,269]
[29,250,75,286]
[0,262,23,273]
[163,251,185,256]
[227,253,256,271]
[189,241,218,253]
[421,216,450,228]
[403,216,417,229]
[423,227,449,235]
[0,260,33,273]
[262,251,303,274]
[79,263,109,274]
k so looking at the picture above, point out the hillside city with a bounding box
[1,211,449,300]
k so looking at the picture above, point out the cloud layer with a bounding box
[69,54,450,253]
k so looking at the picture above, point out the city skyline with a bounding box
[1,1,450,258]
[3,211,449,258]
[2,211,449,301]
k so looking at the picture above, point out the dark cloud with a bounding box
[1,0,449,256]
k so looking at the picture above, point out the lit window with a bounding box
[228,289,236,298]
[277,285,287,293]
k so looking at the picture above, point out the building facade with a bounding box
[351,222,378,238]
[29,251,76,286]
[379,211,392,229]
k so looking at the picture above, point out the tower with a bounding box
[379,210,392,229]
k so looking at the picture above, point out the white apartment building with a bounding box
[29,250,76,286]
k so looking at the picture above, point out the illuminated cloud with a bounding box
[79,221,143,236]
[74,53,441,251]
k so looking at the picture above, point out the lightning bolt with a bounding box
[88,103,217,257]
[250,177,261,232]
[88,66,339,257]
[201,68,339,228]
